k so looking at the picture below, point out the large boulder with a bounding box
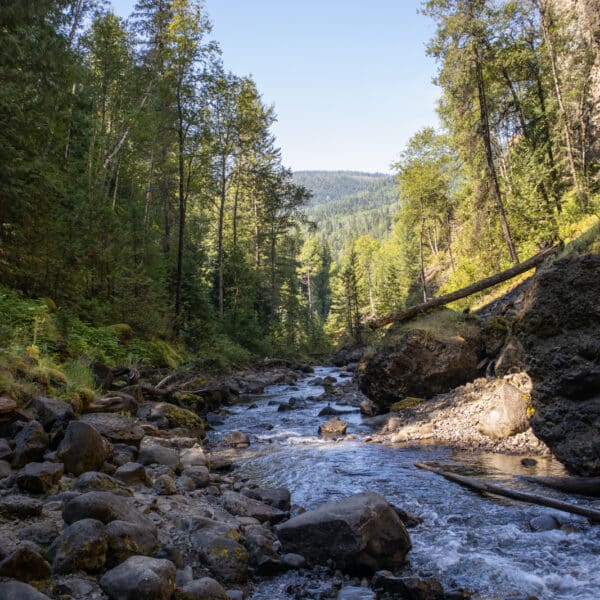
[50,518,108,574]
[0,545,51,582]
[32,397,75,433]
[512,254,600,475]
[80,413,145,446]
[57,421,111,475]
[16,461,63,494]
[0,580,51,599]
[275,492,411,573]
[221,490,287,524]
[99,555,176,600]
[12,421,49,468]
[356,314,481,412]
[477,381,530,439]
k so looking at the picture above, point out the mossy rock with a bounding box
[0,370,14,395]
[390,397,424,412]
[146,340,182,369]
[163,404,205,432]
[111,324,134,344]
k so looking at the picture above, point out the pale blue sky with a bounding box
[110,0,440,173]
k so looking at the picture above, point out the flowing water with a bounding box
[210,367,600,600]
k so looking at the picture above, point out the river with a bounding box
[209,366,600,600]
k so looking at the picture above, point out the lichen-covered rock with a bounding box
[0,495,43,518]
[50,518,108,574]
[99,555,176,600]
[57,421,111,476]
[106,520,158,566]
[16,461,63,494]
[178,577,229,600]
[275,492,411,573]
[318,417,348,436]
[0,545,51,581]
[195,536,249,584]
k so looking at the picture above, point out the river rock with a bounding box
[275,492,411,573]
[106,520,158,565]
[195,535,248,584]
[154,473,177,495]
[80,413,145,446]
[513,255,600,475]
[50,518,108,574]
[0,495,43,518]
[221,490,287,524]
[57,421,111,475]
[180,445,207,468]
[529,514,561,532]
[12,421,49,468]
[99,555,176,600]
[74,471,125,493]
[139,443,180,469]
[32,397,75,433]
[371,571,445,599]
[337,587,375,600]
[318,417,348,436]
[16,461,63,494]
[356,314,481,412]
[241,486,291,511]
[181,466,210,489]
[224,431,250,447]
[114,462,148,486]
[62,491,156,532]
[0,545,51,581]
[178,577,229,599]
[0,580,52,599]
[478,382,530,439]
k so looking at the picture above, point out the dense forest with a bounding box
[1,0,599,384]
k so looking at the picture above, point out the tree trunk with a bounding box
[419,197,428,302]
[473,41,519,264]
[368,244,561,329]
[217,158,227,318]
[174,100,186,327]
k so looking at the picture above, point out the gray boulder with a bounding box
[275,492,411,572]
[178,577,229,600]
[32,397,75,432]
[50,518,108,574]
[181,466,210,489]
[195,536,248,584]
[0,580,51,599]
[16,461,63,494]
[180,446,207,468]
[0,495,43,518]
[478,381,530,439]
[57,421,110,475]
[99,555,176,600]
[12,421,49,468]
[80,413,145,446]
[106,520,158,566]
[114,462,148,486]
[241,486,291,511]
[139,445,180,470]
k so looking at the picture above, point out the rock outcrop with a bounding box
[512,254,600,475]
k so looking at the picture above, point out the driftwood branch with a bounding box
[415,462,600,523]
[368,244,562,329]
[519,475,600,498]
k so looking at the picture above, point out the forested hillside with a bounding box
[326,0,600,346]
[294,171,399,260]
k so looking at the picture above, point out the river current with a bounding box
[210,366,600,600]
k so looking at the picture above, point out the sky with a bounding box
[110,0,440,174]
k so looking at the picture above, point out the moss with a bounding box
[390,397,424,411]
[146,339,182,369]
[110,323,134,344]
[163,404,205,431]
[0,370,14,395]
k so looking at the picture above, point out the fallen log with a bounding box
[519,475,600,498]
[368,244,562,329]
[415,462,600,523]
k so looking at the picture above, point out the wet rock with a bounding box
[243,522,284,574]
[224,431,250,447]
[318,406,353,417]
[50,518,108,574]
[521,458,538,467]
[513,255,600,475]
[32,397,75,433]
[241,486,291,511]
[478,382,530,439]
[20,521,60,546]
[178,577,229,599]
[529,514,561,532]
[205,413,225,426]
[80,413,145,447]
[0,545,51,581]
[12,421,49,468]
[180,445,207,468]
[63,491,156,532]
[181,466,210,489]
[282,552,306,569]
[0,580,51,599]
[0,495,43,518]
[356,314,481,412]
[114,462,148,486]
[221,490,287,524]
[139,444,180,470]
[371,571,445,599]
[53,574,103,598]
[155,473,177,495]
[275,492,411,573]
[318,417,348,436]
[337,587,375,600]
[393,507,424,528]
[57,421,111,476]
[112,444,138,466]
[106,520,158,565]
[99,555,176,600]
[359,399,374,416]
